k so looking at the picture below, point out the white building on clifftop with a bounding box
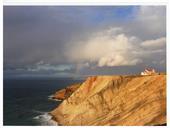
[141,68,157,75]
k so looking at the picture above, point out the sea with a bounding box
[3,78,84,126]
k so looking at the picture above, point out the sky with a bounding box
[3,6,166,78]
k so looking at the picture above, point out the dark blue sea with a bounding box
[3,78,84,126]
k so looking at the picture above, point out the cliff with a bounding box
[50,75,166,126]
[51,83,81,100]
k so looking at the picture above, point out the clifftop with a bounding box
[50,75,166,126]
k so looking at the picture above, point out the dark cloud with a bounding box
[4,6,95,66]
[3,6,166,78]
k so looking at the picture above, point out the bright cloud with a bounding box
[65,26,165,67]
[141,37,166,49]
[64,6,166,68]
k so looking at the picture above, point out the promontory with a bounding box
[50,74,166,126]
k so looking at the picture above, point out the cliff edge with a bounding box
[51,83,81,100]
[50,75,166,126]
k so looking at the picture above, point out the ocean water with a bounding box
[3,78,83,126]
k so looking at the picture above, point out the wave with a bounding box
[33,112,58,125]
[48,95,62,101]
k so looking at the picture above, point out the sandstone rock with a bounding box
[52,83,81,100]
[50,75,166,126]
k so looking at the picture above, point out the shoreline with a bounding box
[47,83,81,126]
[48,95,62,102]
[49,113,61,126]
[49,74,166,126]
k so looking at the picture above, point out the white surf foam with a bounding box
[48,95,53,99]
[48,95,62,101]
[33,112,58,125]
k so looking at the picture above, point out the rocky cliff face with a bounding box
[50,75,166,126]
[51,83,81,100]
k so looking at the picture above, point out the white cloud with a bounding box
[66,28,142,67]
[141,37,166,49]
[98,55,142,67]
[65,25,166,67]
[64,6,166,69]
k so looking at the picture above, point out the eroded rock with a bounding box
[50,75,166,126]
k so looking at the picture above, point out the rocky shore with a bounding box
[50,74,166,126]
[51,83,81,100]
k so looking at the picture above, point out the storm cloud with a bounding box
[3,6,166,78]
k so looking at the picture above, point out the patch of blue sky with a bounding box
[88,6,139,23]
